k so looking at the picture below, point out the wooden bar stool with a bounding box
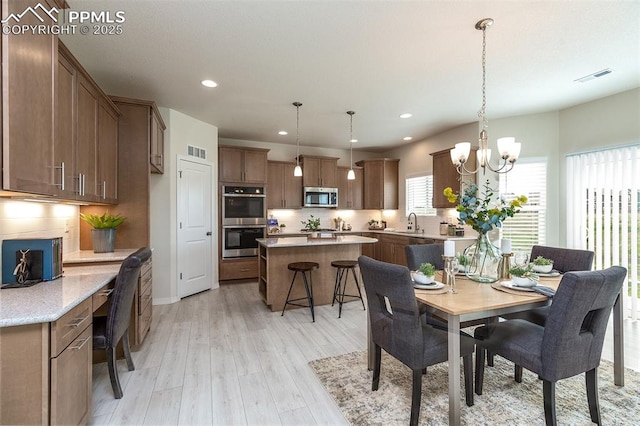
[331,260,365,318]
[282,262,319,322]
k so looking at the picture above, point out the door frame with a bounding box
[176,155,218,294]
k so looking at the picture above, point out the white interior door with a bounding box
[177,158,213,298]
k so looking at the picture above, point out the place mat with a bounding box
[490,281,544,298]
[414,286,449,295]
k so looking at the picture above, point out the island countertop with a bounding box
[257,235,378,248]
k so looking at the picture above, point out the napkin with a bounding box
[530,285,556,298]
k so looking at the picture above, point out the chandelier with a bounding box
[450,18,521,175]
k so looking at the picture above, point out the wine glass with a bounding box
[446,258,459,294]
[514,252,530,268]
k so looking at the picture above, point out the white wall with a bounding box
[152,108,218,304]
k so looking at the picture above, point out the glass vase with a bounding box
[464,233,502,283]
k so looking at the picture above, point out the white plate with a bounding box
[414,281,445,290]
[536,270,561,277]
[501,280,536,292]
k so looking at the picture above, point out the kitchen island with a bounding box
[257,235,377,312]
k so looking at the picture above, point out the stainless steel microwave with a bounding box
[303,187,338,208]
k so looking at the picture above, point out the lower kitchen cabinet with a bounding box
[220,257,259,280]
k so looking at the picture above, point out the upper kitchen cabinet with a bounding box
[150,107,165,173]
[356,158,399,210]
[337,166,363,209]
[219,146,269,184]
[1,0,58,195]
[299,155,338,188]
[110,96,165,176]
[430,148,476,208]
[57,42,119,203]
[267,161,302,209]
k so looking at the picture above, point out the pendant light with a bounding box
[292,102,303,177]
[346,111,356,180]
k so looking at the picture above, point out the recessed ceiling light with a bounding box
[403,136,413,141]
[201,79,218,88]
[350,138,358,143]
[278,131,288,135]
[399,113,412,119]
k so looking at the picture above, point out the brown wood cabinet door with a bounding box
[351,168,364,209]
[431,148,476,208]
[50,325,92,426]
[150,111,164,174]
[363,160,384,209]
[98,100,118,203]
[76,75,99,201]
[54,51,76,199]
[267,162,284,208]
[337,167,349,208]
[319,158,337,187]
[243,149,268,183]
[283,162,302,208]
[301,157,321,187]
[219,147,244,183]
[1,0,57,195]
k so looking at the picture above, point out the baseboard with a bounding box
[152,296,180,305]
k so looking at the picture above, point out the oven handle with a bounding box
[222,193,266,198]
[223,225,266,229]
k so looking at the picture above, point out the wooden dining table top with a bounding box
[414,272,562,316]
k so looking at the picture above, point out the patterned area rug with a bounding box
[309,351,639,425]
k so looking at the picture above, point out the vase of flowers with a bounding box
[444,181,527,283]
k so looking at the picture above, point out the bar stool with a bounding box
[282,262,319,322]
[331,260,366,318]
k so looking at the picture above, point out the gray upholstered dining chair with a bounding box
[93,247,152,399]
[358,255,475,426]
[405,243,445,271]
[502,245,595,326]
[474,266,627,426]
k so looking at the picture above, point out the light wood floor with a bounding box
[89,282,640,425]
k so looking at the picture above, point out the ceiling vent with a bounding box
[187,145,207,159]
[574,68,613,83]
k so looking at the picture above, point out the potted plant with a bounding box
[413,262,436,284]
[531,256,554,273]
[457,253,471,272]
[509,264,539,287]
[80,212,126,253]
[301,215,321,236]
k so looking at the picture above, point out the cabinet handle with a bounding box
[69,336,91,351]
[76,173,82,195]
[102,180,107,199]
[240,268,250,272]
[100,288,114,297]
[68,314,90,328]
[81,174,86,196]
[54,162,65,190]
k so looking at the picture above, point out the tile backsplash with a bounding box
[0,199,79,276]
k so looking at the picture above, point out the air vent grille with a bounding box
[187,145,207,159]
[575,68,613,83]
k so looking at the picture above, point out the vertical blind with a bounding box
[566,145,639,320]
[405,175,436,216]
[499,160,547,252]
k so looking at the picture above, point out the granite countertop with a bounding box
[257,235,378,248]
[0,264,120,327]
[268,229,476,242]
[64,248,138,264]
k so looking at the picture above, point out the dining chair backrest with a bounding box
[405,243,445,271]
[358,255,424,369]
[106,247,152,348]
[541,266,626,381]
[530,245,594,272]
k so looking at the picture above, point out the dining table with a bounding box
[366,271,625,426]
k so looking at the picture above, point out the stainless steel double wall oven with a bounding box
[221,185,266,258]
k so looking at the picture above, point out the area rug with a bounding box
[309,351,639,425]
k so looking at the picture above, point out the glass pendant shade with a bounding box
[294,165,302,177]
[347,168,355,180]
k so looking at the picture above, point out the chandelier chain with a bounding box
[478,25,488,131]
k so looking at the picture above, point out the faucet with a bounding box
[407,212,419,233]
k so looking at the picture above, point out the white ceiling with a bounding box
[62,1,640,152]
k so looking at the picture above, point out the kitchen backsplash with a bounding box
[0,199,79,276]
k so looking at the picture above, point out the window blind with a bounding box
[406,175,436,216]
[567,145,639,320]
[499,160,547,253]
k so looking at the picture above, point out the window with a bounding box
[567,145,639,320]
[498,160,547,253]
[406,175,436,216]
